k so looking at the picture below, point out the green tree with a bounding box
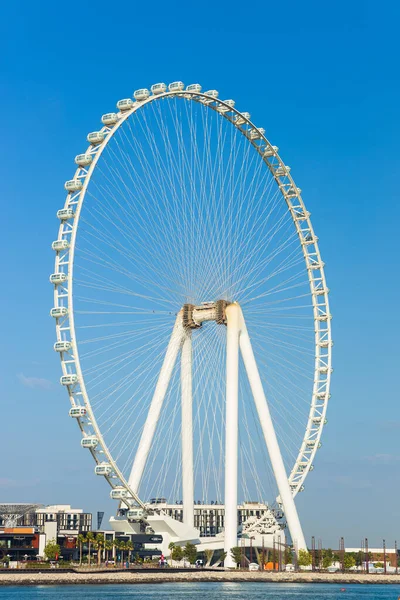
[204,549,214,566]
[168,542,175,566]
[284,546,293,565]
[126,540,133,564]
[183,542,198,565]
[104,540,113,563]
[77,534,86,566]
[322,548,334,569]
[86,532,95,567]
[343,554,356,570]
[374,561,384,568]
[94,533,105,566]
[297,549,312,568]
[230,546,243,568]
[214,550,227,567]
[171,545,183,562]
[44,539,61,561]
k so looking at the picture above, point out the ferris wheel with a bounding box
[50,81,332,565]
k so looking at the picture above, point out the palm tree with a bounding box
[125,540,133,566]
[214,551,227,567]
[86,532,95,567]
[114,538,123,565]
[94,533,105,566]
[168,541,175,567]
[204,549,214,567]
[104,540,113,564]
[77,534,86,566]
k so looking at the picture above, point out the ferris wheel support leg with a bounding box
[238,310,307,554]
[128,312,185,494]
[224,303,240,568]
[181,329,194,528]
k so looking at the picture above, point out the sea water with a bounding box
[2,583,400,600]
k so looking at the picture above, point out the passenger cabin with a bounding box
[81,436,98,448]
[151,83,167,95]
[60,374,78,385]
[275,166,290,177]
[127,509,144,519]
[186,84,202,93]
[95,463,112,476]
[263,145,278,157]
[248,127,265,140]
[52,240,69,251]
[64,179,83,192]
[50,307,68,318]
[117,99,134,111]
[69,406,87,418]
[57,208,75,220]
[87,131,105,145]
[234,112,251,125]
[110,487,129,499]
[168,81,184,92]
[75,153,93,166]
[102,113,119,125]
[134,89,150,101]
[50,273,67,285]
[54,341,72,352]
[217,99,235,113]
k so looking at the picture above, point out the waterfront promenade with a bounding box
[2,569,400,586]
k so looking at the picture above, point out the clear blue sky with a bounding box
[1,0,399,547]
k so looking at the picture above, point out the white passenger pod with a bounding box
[263,145,278,157]
[127,509,144,519]
[309,259,324,269]
[186,83,202,93]
[168,81,185,92]
[116,99,134,112]
[204,89,218,98]
[134,89,150,101]
[318,366,332,374]
[217,99,235,113]
[275,165,291,177]
[50,307,68,318]
[315,391,331,398]
[102,112,119,125]
[60,374,78,386]
[95,463,113,476]
[81,435,98,449]
[54,341,72,352]
[87,131,105,145]
[306,439,321,448]
[314,286,329,295]
[318,340,332,348]
[297,462,311,471]
[201,90,219,104]
[293,208,309,220]
[248,127,265,140]
[234,112,251,125]
[69,406,87,418]
[64,179,83,193]
[50,273,67,285]
[286,185,301,197]
[312,416,327,425]
[110,486,130,499]
[52,239,69,251]
[151,83,167,95]
[75,153,93,167]
[57,208,75,220]
[316,313,331,322]
[302,233,317,245]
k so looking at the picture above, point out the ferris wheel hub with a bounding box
[182,300,231,328]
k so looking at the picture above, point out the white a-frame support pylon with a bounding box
[128,302,306,566]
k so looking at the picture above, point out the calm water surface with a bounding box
[2,583,400,600]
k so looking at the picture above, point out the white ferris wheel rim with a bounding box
[52,83,332,509]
